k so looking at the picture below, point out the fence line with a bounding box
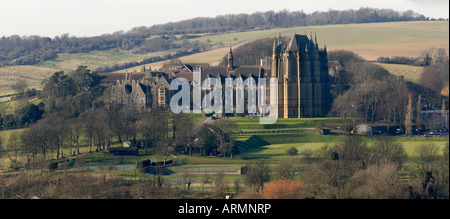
[167,166,241,175]
[234,129,308,135]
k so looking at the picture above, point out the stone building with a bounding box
[271,33,332,118]
[100,34,332,118]
[100,70,171,111]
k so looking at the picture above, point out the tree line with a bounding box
[1,8,429,67]
[1,135,448,199]
[129,8,429,36]
[93,49,196,73]
[0,107,239,171]
[0,33,208,68]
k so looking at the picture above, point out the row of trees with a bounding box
[1,8,429,67]
[0,34,207,67]
[0,34,147,66]
[0,103,240,170]
[130,8,428,36]
[93,49,196,73]
[1,135,447,199]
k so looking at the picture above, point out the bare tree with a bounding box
[68,118,84,156]
[274,156,300,180]
[4,132,22,169]
[405,95,413,137]
[347,161,406,199]
[413,143,440,177]
[172,113,195,156]
[155,140,173,167]
[201,174,211,192]
[420,66,443,109]
[441,98,447,130]
[372,136,408,169]
[11,79,28,95]
[244,160,271,192]
[416,94,422,135]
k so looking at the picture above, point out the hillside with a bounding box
[374,62,424,83]
[122,21,449,71]
[0,21,448,95]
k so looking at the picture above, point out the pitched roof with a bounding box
[175,72,194,82]
[328,61,344,70]
[233,66,262,79]
[98,73,146,83]
[98,73,125,83]
[155,76,170,89]
[173,65,263,83]
[286,34,309,52]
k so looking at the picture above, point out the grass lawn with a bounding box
[374,62,424,83]
[0,97,43,114]
[229,117,343,130]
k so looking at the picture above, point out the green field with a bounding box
[0,98,42,114]
[374,62,424,83]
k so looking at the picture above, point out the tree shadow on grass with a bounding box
[237,136,271,160]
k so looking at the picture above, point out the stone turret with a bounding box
[227,45,234,71]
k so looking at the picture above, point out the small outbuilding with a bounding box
[355,124,372,135]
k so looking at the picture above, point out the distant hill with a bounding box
[116,21,448,74]
[0,8,429,67]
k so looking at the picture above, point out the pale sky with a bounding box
[0,0,448,37]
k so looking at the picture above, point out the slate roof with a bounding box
[173,66,263,83]
[202,66,262,81]
[286,34,309,52]
[98,73,146,83]
[174,72,194,82]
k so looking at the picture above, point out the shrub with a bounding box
[286,147,298,156]
[260,180,305,199]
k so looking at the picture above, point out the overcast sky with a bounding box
[0,0,448,37]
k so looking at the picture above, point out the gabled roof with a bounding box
[155,76,170,89]
[328,61,344,70]
[286,34,309,52]
[98,73,146,83]
[173,65,263,83]
[98,73,125,83]
[201,66,262,82]
[234,66,261,79]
